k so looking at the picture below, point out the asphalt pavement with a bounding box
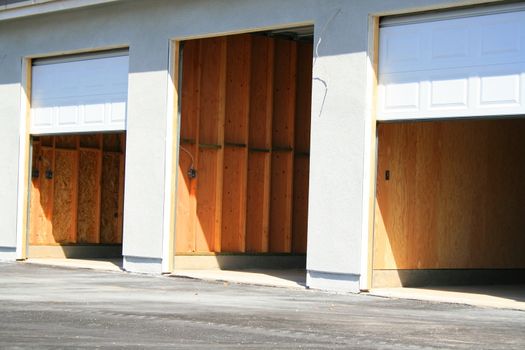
[0,262,523,349]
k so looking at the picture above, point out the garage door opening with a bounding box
[24,50,129,269]
[174,28,313,286]
[373,119,525,288]
[28,132,126,265]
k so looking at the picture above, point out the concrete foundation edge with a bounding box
[0,246,16,261]
[123,256,162,274]
[306,270,360,293]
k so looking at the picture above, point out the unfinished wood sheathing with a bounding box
[374,120,525,270]
[176,39,201,253]
[176,34,311,255]
[195,36,227,252]
[221,34,251,252]
[52,149,79,243]
[77,149,102,243]
[269,38,297,253]
[245,36,274,252]
[292,42,312,254]
[100,152,122,243]
[29,133,125,246]
[29,141,55,245]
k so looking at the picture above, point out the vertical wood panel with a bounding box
[77,149,101,243]
[176,144,197,253]
[198,36,226,145]
[224,34,251,144]
[269,152,294,252]
[245,36,274,253]
[269,39,297,253]
[272,39,297,148]
[195,37,227,252]
[29,144,55,245]
[292,157,309,253]
[248,36,274,149]
[221,147,248,252]
[374,120,525,270]
[195,148,222,252]
[246,152,271,252]
[294,42,312,153]
[100,152,121,244]
[180,40,201,143]
[176,39,202,252]
[221,34,251,252]
[292,41,312,253]
[52,149,78,243]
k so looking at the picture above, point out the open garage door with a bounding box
[373,7,525,288]
[31,51,129,134]
[378,8,525,121]
[27,51,129,262]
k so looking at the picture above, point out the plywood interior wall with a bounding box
[374,120,525,270]
[29,133,125,245]
[176,34,312,254]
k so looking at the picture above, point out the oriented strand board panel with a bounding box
[292,156,309,253]
[52,149,79,243]
[77,149,101,243]
[100,152,122,244]
[246,152,271,252]
[269,152,294,253]
[249,35,274,149]
[374,120,525,270]
[175,144,197,253]
[29,145,55,245]
[272,38,297,148]
[221,147,248,252]
[195,148,223,252]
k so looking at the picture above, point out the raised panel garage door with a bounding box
[31,52,129,134]
[377,9,525,121]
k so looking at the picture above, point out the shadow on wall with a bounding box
[373,119,525,287]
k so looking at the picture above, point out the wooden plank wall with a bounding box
[176,34,312,254]
[29,133,125,245]
[374,120,525,270]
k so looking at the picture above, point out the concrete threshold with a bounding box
[25,258,123,272]
[370,285,525,311]
[172,269,307,289]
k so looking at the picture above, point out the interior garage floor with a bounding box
[370,285,525,311]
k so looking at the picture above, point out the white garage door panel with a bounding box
[31,55,129,134]
[378,10,525,120]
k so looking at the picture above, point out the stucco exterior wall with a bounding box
[0,0,503,290]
